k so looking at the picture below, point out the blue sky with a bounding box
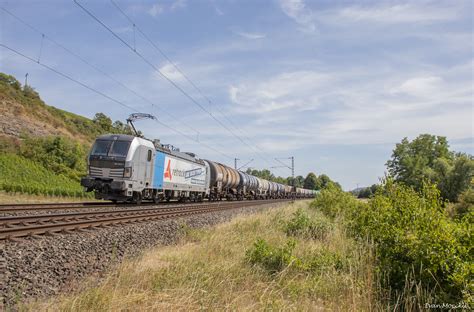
[1,0,473,190]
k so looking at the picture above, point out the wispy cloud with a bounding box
[279,0,316,33]
[233,31,266,40]
[148,4,164,17]
[390,76,443,97]
[170,0,187,11]
[154,63,185,82]
[227,62,472,146]
[146,0,187,17]
[229,70,330,113]
[337,3,459,24]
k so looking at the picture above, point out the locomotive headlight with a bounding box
[123,167,132,178]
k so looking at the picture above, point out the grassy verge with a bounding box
[25,201,380,311]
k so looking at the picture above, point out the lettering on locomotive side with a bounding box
[162,156,206,186]
[185,168,203,179]
[171,168,203,179]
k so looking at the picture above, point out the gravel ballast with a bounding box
[0,201,291,309]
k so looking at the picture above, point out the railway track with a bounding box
[0,201,155,213]
[0,199,294,240]
[0,198,302,213]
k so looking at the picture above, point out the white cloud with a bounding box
[391,76,443,97]
[147,0,187,17]
[229,70,330,113]
[227,65,472,146]
[279,0,316,33]
[155,63,185,82]
[148,4,164,17]
[233,31,266,40]
[338,3,458,24]
[170,0,187,11]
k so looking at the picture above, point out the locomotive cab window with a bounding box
[147,150,152,161]
[91,140,111,156]
[108,141,131,157]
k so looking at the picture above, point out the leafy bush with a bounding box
[246,238,346,275]
[311,181,472,303]
[19,135,88,182]
[246,239,297,273]
[310,183,363,219]
[299,248,347,272]
[451,187,474,218]
[284,208,332,240]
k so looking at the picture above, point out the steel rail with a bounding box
[0,201,257,224]
[0,199,293,240]
[0,198,303,213]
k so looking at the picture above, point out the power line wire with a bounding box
[0,43,233,160]
[75,0,278,169]
[1,6,231,154]
[109,0,284,170]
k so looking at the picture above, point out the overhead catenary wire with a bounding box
[0,43,234,160]
[109,0,281,170]
[74,0,281,171]
[0,6,232,155]
[1,7,196,137]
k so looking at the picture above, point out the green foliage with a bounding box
[298,248,347,272]
[303,172,319,190]
[312,181,473,303]
[245,168,282,183]
[19,135,88,182]
[451,187,474,218]
[22,85,41,99]
[0,73,21,90]
[0,154,91,198]
[246,238,297,273]
[310,183,362,219]
[284,208,332,240]
[386,134,473,202]
[246,238,345,274]
[354,184,380,198]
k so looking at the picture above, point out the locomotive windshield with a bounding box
[108,141,130,157]
[91,140,130,158]
[91,140,110,156]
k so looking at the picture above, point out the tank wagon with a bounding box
[81,134,316,203]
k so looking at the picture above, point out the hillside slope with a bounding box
[0,72,131,198]
[0,73,128,146]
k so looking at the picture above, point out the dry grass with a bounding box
[25,201,382,311]
[0,191,100,204]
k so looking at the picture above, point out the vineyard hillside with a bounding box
[0,72,131,199]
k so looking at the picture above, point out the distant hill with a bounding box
[0,72,132,198]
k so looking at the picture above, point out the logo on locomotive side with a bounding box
[164,159,172,180]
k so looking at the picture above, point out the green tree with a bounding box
[93,112,113,132]
[387,134,473,202]
[318,174,331,189]
[303,172,318,190]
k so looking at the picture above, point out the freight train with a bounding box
[81,134,316,203]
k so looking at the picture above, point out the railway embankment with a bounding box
[1,200,294,309]
[20,199,374,311]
